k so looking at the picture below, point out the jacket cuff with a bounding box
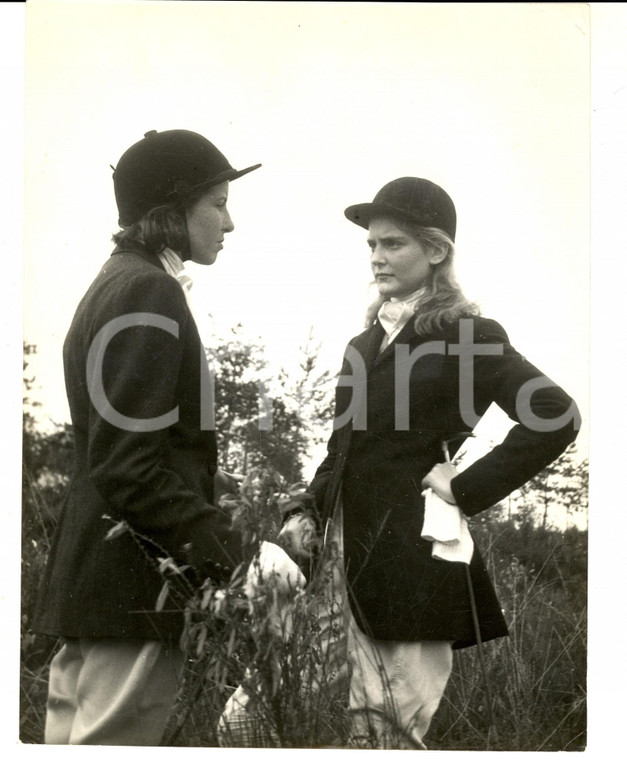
[279,491,320,528]
[281,505,305,524]
[450,474,493,517]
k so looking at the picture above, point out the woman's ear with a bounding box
[427,245,447,266]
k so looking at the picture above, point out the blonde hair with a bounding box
[365,222,479,335]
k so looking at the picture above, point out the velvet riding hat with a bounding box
[344,177,457,241]
[113,129,261,227]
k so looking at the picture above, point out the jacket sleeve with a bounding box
[307,428,340,519]
[282,343,350,528]
[450,318,580,516]
[85,269,245,579]
[304,336,363,523]
[279,428,339,531]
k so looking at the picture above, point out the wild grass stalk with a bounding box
[20,468,587,750]
[427,521,587,751]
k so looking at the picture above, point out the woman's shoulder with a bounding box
[104,248,166,274]
[349,322,376,344]
[87,252,188,318]
[104,251,179,287]
[443,314,511,344]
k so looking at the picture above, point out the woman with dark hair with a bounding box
[32,129,263,745]
[275,177,580,748]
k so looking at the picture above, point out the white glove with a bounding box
[243,541,306,600]
[421,488,474,565]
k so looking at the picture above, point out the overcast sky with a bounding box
[22,0,590,462]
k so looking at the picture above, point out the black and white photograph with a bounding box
[5,0,623,753]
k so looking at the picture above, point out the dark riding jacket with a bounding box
[34,243,245,641]
[308,315,578,648]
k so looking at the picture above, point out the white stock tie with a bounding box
[157,248,203,326]
[376,288,425,350]
[377,299,417,338]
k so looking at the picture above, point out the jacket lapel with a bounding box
[373,316,420,368]
[347,321,386,374]
[363,320,385,372]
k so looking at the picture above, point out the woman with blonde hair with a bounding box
[277,176,580,748]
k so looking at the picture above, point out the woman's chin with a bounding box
[192,252,219,266]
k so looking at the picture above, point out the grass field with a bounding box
[20,469,587,750]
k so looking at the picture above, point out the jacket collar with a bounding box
[352,315,422,373]
[110,240,167,272]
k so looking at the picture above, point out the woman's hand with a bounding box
[421,462,459,505]
[277,513,318,561]
[244,541,307,600]
[213,468,244,507]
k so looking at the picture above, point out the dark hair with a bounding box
[112,203,191,259]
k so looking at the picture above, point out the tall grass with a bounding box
[20,461,63,743]
[428,521,587,750]
[161,471,352,748]
[20,469,587,750]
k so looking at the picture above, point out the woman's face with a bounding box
[368,217,440,299]
[185,181,234,265]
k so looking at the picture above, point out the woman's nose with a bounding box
[370,245,385,265]
[223,210,235,233]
